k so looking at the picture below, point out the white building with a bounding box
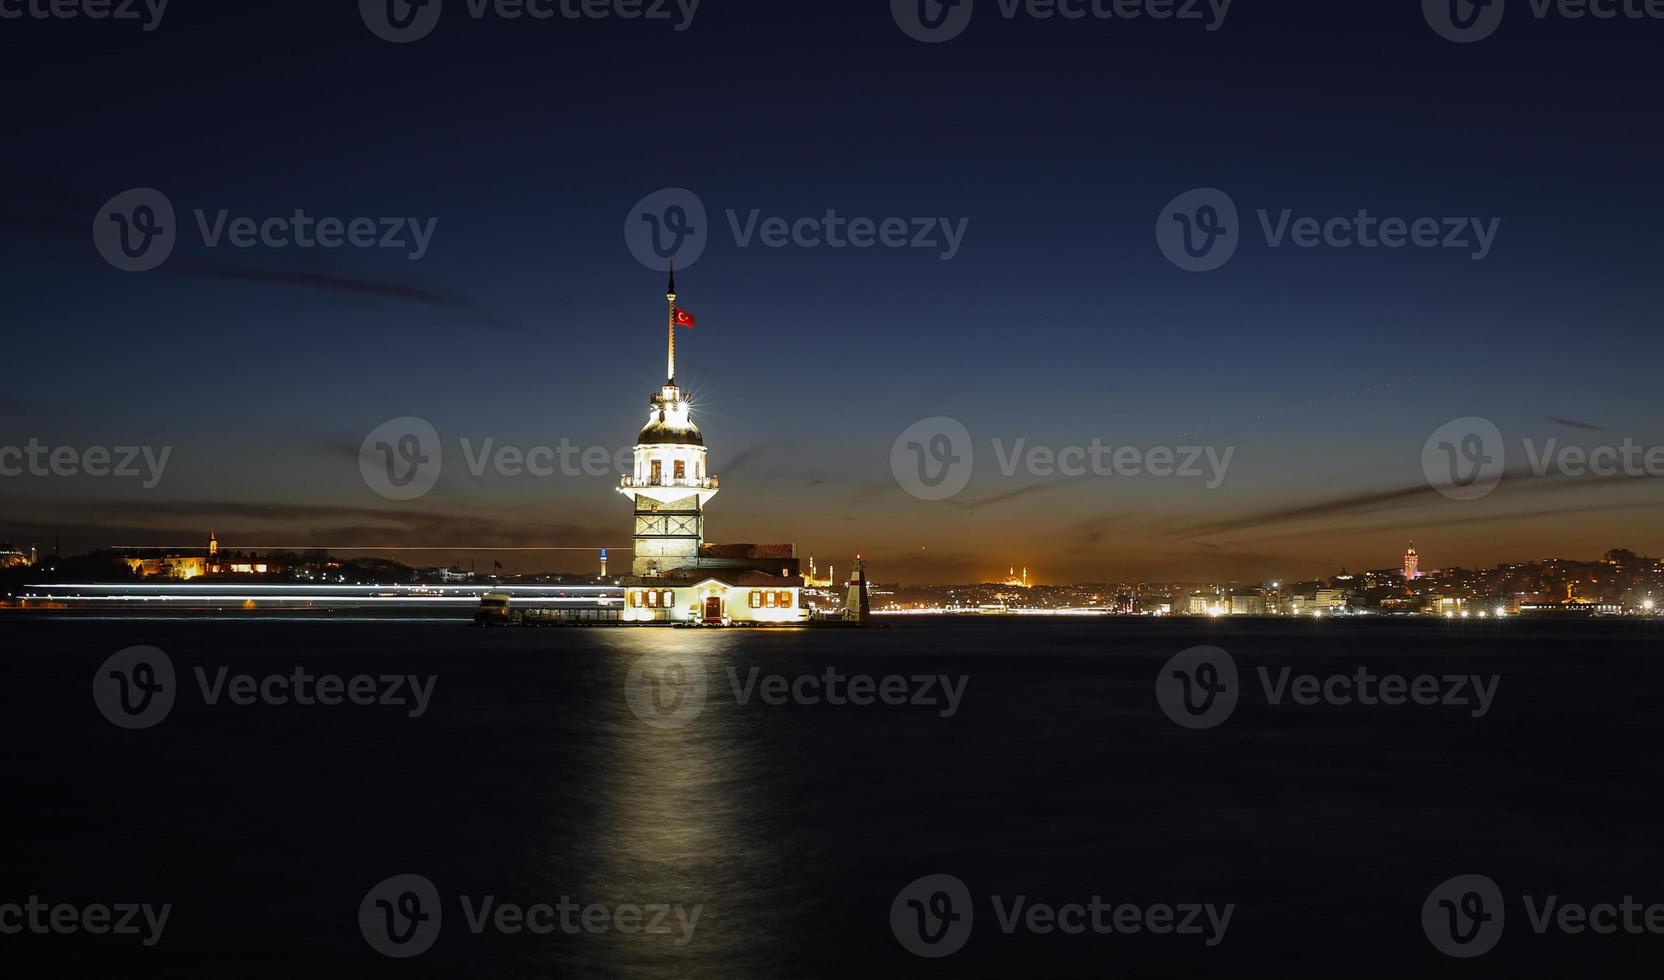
[616,269,808,625]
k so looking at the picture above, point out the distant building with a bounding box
[421,567,477,583]
[1177,593,1225,616]
[0,543,34,568]
[1404,544,1421,581]
[123,550,208,580]
[121,531,282,579]
[1290,589,1350,614]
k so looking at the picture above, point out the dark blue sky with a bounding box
[3,0,1661,582]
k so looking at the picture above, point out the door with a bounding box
[704,596,722,624]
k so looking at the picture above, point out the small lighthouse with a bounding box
[844,554,870,622]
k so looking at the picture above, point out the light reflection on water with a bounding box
[564,630,790,979]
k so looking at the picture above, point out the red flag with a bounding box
[673,307,696,329]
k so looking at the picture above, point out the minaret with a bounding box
[617,269,717,577]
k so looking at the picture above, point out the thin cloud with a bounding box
[1547,417,1607,431]
[1,174,520,332]
[1174,467,1656,540]
[0,396,50,419]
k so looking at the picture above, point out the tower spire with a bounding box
[666,262,677,384]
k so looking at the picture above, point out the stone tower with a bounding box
[617,267,718,577]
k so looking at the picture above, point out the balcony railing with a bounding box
[619,475,719,491]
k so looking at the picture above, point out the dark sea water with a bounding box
[6,614,1664,977]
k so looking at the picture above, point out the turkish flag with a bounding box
[673,307,697,329]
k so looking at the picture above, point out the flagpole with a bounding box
[666,262,677,384]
